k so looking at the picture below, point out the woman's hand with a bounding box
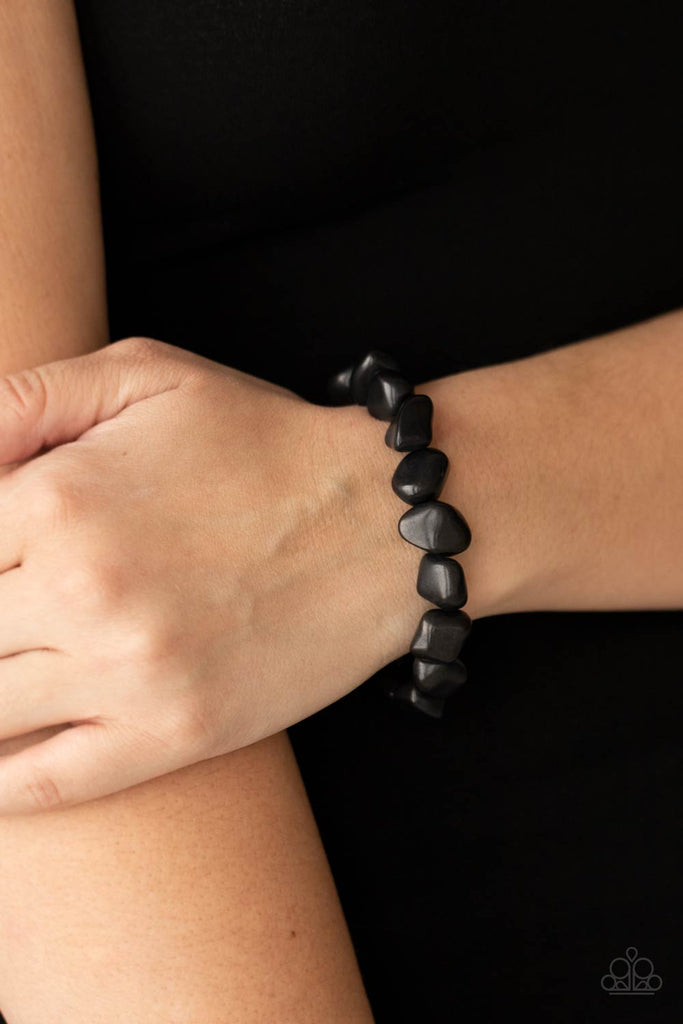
[0,337,430,814]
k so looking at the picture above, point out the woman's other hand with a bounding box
[0,337,432,814]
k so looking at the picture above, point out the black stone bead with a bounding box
[326,364,354,405]
[416,554,468,610]
[388,680,446,719]
[385,394,433,451]
[399,500,471,554]
[350,350,400,405]
[366,370,413,420]
[413,657,467,698]
[392,448,449,504]
[410,609,472,662]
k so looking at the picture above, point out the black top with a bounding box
[72,4,683,1020]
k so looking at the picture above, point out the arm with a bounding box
[417,306,683,620]
[0,0,108,372]
[0,5,374,1021]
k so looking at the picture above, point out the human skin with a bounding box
[423,304,683,618]
[2,305,683,816]
[0,0,106,370]
[0,3,374,1021]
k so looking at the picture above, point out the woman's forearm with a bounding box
[0,0,108,373]
[419,306,683,619]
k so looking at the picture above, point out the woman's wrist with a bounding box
[415,363,537,622]
[427,308,683,619]
[312,361,529,676]
[416,322,675,621]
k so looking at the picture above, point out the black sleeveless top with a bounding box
[72,4,683,1019]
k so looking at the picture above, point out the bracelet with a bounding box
[326,350,473,719]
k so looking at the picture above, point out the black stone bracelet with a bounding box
[327,350,473,719]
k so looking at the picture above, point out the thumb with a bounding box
[0,336,190,465]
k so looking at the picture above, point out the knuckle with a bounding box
[111,336,160,362]
[23,770,64,813]
[31,473,84,530]
[121,611,175,667]
[55,558,114,611]
[0,367,48,425]
[164,694,217,756]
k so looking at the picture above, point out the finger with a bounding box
[0,649,87,740]
[0,718,186,815]
[0,723,69,757]
[0,568,58,654]
[0,336,191,466]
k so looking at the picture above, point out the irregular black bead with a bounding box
[388,680,445,719]
[392,448,449,504]
[417,554,468,610]
[326,364,354,405]
[413,657,467,698]
[385,394,433,452]
[410,609,472,662]
[350,350,400,405]
[366,370,413,420]
[399,500,471,554]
